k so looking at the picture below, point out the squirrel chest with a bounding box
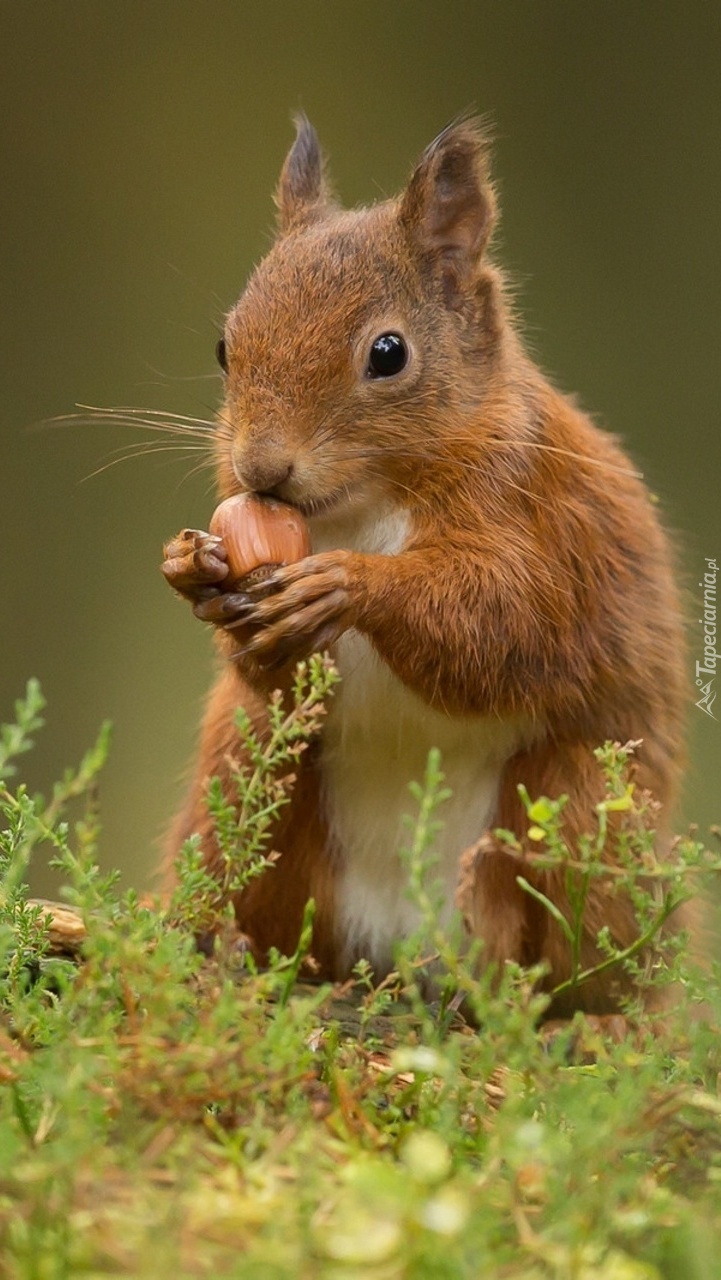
[311,503,526,972]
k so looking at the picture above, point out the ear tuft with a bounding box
[399,117,496,289]
[275,114,335,233]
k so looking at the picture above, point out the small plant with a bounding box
[1,680,721,1279]
[0,679,111,1006]
[170,652,339,937]
[508,740,714,1009]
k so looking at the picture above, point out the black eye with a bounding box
[367,332,408,379]
[215,337,228,373]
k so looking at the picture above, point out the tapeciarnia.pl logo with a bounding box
[695,557,718,719]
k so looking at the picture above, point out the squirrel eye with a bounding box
[215,338,228,374]
[367,332,408,379]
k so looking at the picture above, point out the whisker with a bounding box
[81,441,213,482]
[178,456,221,489]
[135,364,223,386]
[49,419,213,450]
[306,396,643,484]
[39,405,221,440]
[480,437,644,481]
[76,403,219,430]
[79,403,217,426]
[98,441,210,458]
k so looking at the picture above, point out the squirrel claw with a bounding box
[243,573,280,598]
[193,593,251,625]
[161,527,229,602]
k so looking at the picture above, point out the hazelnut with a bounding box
[209,493,311,592]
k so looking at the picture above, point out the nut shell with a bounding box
[209,493,311,589]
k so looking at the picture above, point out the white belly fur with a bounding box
[310,500,526,975]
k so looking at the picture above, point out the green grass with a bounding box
[1,676,721,1279]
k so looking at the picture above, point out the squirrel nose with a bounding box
[235,455,294,498]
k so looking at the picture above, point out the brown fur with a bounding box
[162,117,686,1012]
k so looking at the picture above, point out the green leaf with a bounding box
[527,797,556,824]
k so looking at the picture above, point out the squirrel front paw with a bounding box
[162,533,358,670]
[228,551,355,668]
[161,526,298,669]
[161,528,229,603]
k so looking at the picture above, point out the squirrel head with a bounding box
[217,115,510,518]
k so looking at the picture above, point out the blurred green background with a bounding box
[2,1,719,895]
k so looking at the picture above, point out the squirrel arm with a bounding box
[241,539,602,722]
[345,544,593,719]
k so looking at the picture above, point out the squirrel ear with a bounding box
[275,114,335,233]
[399,118,496,289]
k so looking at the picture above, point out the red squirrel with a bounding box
[161,117,686,1014]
